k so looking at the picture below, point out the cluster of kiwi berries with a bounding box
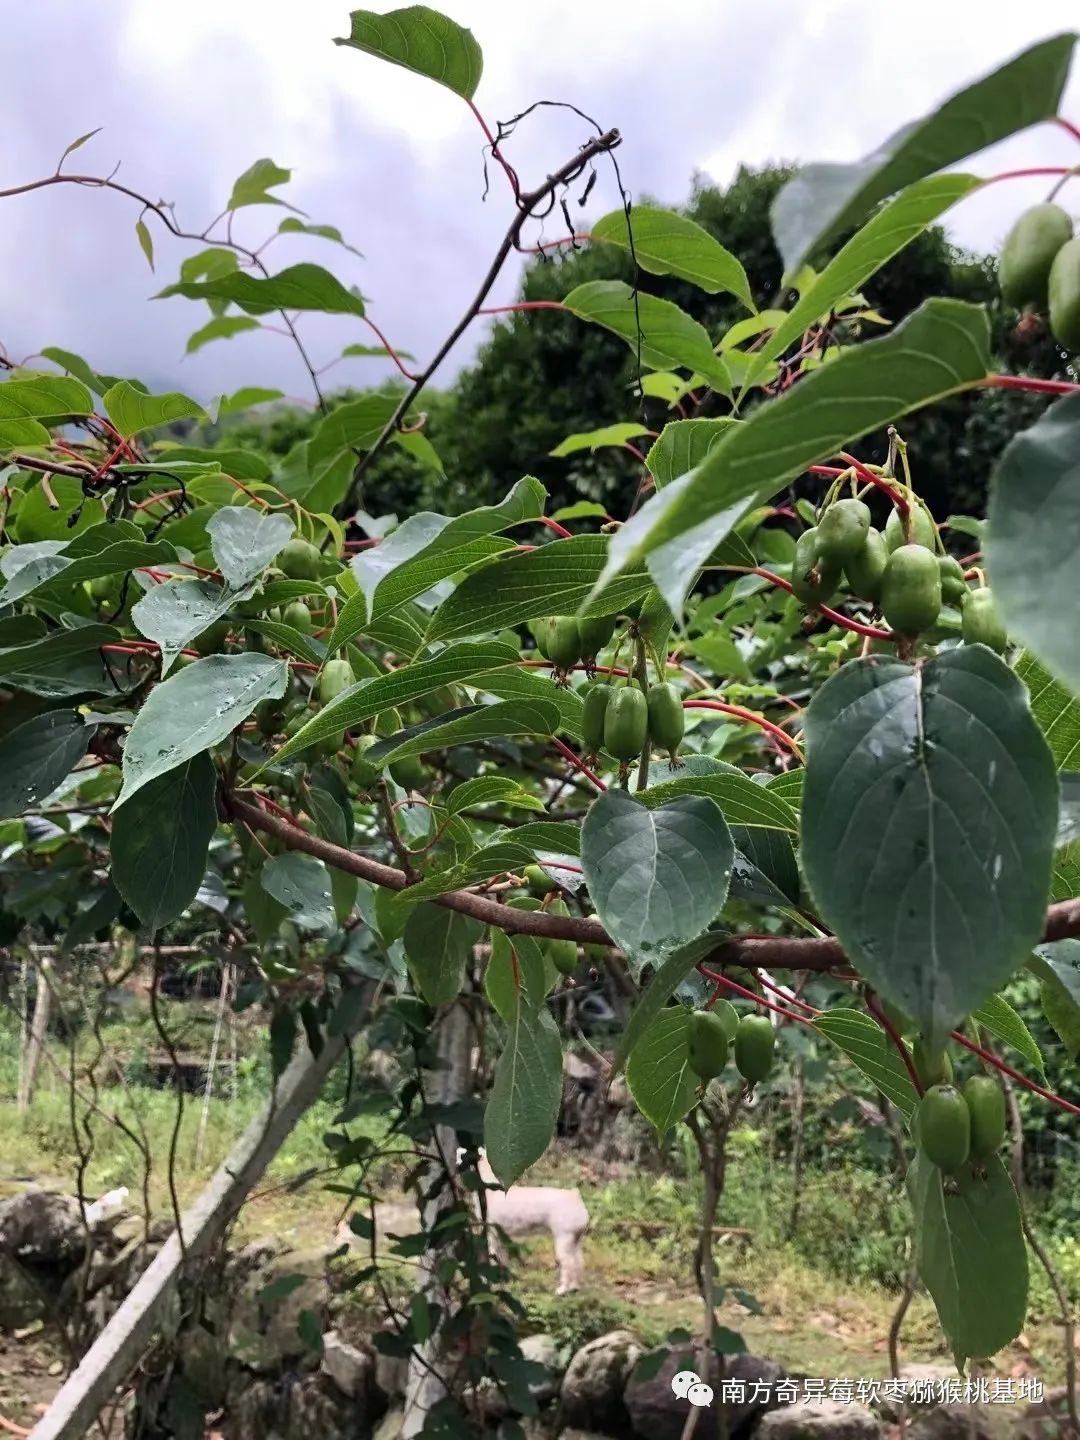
[999,201,1080,350]
[793,492,1007,654]
[686,1002,776,1088]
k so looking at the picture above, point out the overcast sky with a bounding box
[3,1,1080,409]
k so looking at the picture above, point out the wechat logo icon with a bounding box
[671,1370,714,1407]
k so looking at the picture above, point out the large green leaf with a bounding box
[485,989,563,1187]
[0,375,94,420]
[551,423,652,458]
[592,300,992,609]
[14,477,105,542]
[908,1151,1028,1367]
[485,931,551,1024]
[581,790,734,971]
[109,752,217,932]
[744,173,980,390]
[116,653,287,808]
[813,1009,919,1121]
[471,665,586,740]
[0,711,91,819]
[0,534,178,606]
[645,418,739,489]
[971,992,1045,1080]
[402,904,483,1005]
[427,535,654,642]
[103,382,206,437]
[367,699,560,767]
[771,34,1076,272]
[263,642,522,767]
[987,391,1080,691]
[1015,651,1080,770]
[640,764,798,832]
[801,649,1057,1046]
[261,852,335,933]
[186,316,262,355]
[206,507,293,590]
[625,1006,696,1137]
[335,5,483,100]
[158,263,366,318]
[132,579,241,676]
[0,623,119,698]
[592,206,753,309]
[1029,941,1080,1059]
[227,156,294,211]
[563,281,730,393]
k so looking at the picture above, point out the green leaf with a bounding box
[908,1151,1028,1367]
[0,711,90,819]
[801,649,1058,1046]
[613,935,724,1076]
[0,535,178,606]
[263,642,521,768]
[427,535,654,643]
[228,157,295,211]
[58,127,101,163]
[367,699,561,767]
[116,654,287,808]
[563,281,730,393]
[645,418,739,489]
[39,348,107,397]
[766,769,804,808]
[550,423,651,458]
[185,316,262,355]
[446,777,545,816]
[593,205,753,309]
[132,579,239,675]
[971,992,1045,1080]
[0,375,94,420]
[813,1009,919,1121]
[581,790,734,970]
[730,825,800,907]
[261,853,335,932]
[335,5,483,99]
[593,300,992,609]
[215,387,284,417]
[771,33,1076,272]
[485,991,562,1186]
[386,842,532,910]
[14,476,105,543]
[135,219,154,272]
[110,752,217,932]
[1029,941,1080,1059]
[103,382,206,438]
[352,477,546,618]
[207,507,293,591]
[987,391,1080,691]
[639,764,798,831]
[280,218,363,257]
[402,904,483,1005]
[158,263,366,318]
[745,174,980,390]
[0,623,119,698]
[269,1005,297,1079]
[1015,651,1080,770]
[496,821,581,858]
[485,931,551,1024]
[472,665,585,741]
[625,1006,696,1136]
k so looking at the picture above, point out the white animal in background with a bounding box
[458,1148,589,1295]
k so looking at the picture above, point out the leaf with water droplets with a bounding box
[207,506,294,591]
[0,710,92,819]
[261,853,335,933]
[801,648,1057,1045]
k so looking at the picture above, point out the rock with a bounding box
[558,1432,614,1440]
[1019,1387,1080,1440]
[0,1190,84,1270]
[321,1330,374,1401]
[226,1247,327,1373]
[374,1350,409,1400]
[178,1323,228,1408]
[0,1256,47,1331]
[560,1329,641,1432]
[757,1398,882,1440]
[908,1404,999,1440]
[522,1333,562,1402]
[226,1373,374,1440]
[624,1350,786,1440]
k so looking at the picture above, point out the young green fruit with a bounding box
[523,863,551,897]
[687,1009,730,1081]
[278,538,322,580]
[545,898,578,977]
[603,685,648,762]
[1049,236,1080,350]
[912,1035,953,1089]
[389,754,427,790]
[351,734,381,788]
[582,682,614,754]
[843,527,887,603]
[88,574,117,604]
[282,600,313,634]
[1000,202,1073,309]
[938,554,968,605]
[816,498,871,563]
[791,527,841,607]
[962,1074,1006,1159]
[884,503,937,552]
[530,618,553,660]
[546,617,582,670]
[734,1014,775,1084]
[192,619,230,656]
[319,658,355,706]
[254,698,285,737]
[918,1084,971,1173]
[578,613,617,659]
[881,544,942,636]
[961,587,1008,653]
[373,707,402,739]
[646,682,685,755]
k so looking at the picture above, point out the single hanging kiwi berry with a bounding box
[844,527,887,603]
[523,864,550,897]
[389,754,427,790]
[1049,236,1080,350]
[604,685,648,762]
[962,587,1008,653]
[578,613,617,663]
[791,527,841,607]
[918,1084,970,1173]
[530,618,553,660]
[938,554,968,605]
[688,1009,730,1081]
[1000,203,1074,309]
[884,503,937,552]
[547,617,582,671]
[734,1014,775,1085]
[962,1074,1006,1159]
[545,898,578,978]
[283,600,313,634]
[319,658,355,706]
[351,734,381,788]
[881,544,942,637]
[912,1035,953,1089]
[254,698,285,738]
[816,498,871,564]
[278,537,322,580]
[582,683,614,756]
[646,682,685,759]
